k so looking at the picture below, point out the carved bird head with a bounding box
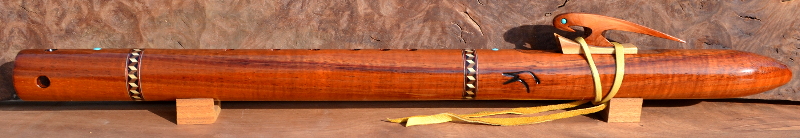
[553,13,685,47]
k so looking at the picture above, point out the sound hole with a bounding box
[36,76,51,88]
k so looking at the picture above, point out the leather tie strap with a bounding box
[387,37,626,126]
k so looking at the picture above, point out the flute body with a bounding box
[12,49,791,101]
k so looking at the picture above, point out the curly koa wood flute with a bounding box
[12,48,791,101]
[11,13,792,102]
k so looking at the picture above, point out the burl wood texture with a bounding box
[0,0,798,100]
[12,49,791,101]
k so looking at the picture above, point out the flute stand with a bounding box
[176,98,221,125]
[556,33,642,123]
[600,98,643,123]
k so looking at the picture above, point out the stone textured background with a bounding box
[1,0,797,101]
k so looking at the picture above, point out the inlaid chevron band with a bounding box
[463,49,477,99]
[127,49,144,101]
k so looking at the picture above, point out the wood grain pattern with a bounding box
[601,98,643,123]
[476,49,791,100]
[176,98,220,124]
[141,49,464,101]
[12,49,791,101]
[1,0,798,100]
[14,49,466,101]
[12,49,132,101]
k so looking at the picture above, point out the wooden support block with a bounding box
[601,98,643,123]
[555,33,638,54]
[176,98,221,125]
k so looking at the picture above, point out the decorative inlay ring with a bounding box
[463,49,477,99]
[127,49,144,101]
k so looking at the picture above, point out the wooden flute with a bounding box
[12,48,791,101]
[11,13,793,102]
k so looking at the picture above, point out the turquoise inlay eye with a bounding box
[560,18,567,24]
[492,48,499,51]
[93,47,102,50]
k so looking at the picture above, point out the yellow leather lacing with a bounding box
[387,37,626,126]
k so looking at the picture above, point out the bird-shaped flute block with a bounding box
[553,13,687,55]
